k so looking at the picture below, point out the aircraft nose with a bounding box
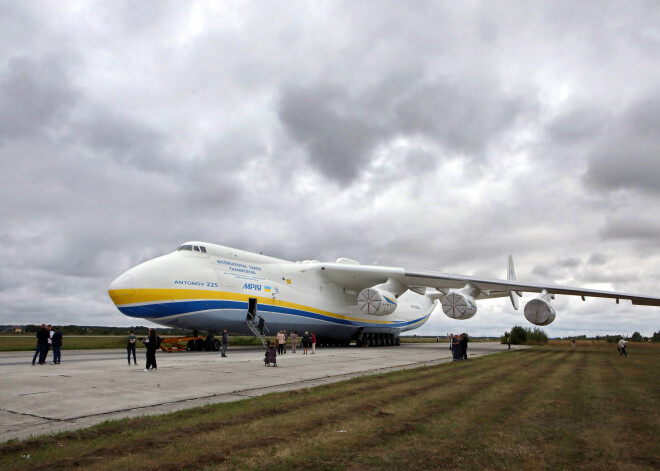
[108,272,136,306]
[109,272,135,291]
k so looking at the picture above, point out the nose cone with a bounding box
[108,272,136,306]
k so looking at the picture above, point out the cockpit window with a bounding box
[176,244,206,252]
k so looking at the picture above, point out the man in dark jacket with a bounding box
[143,329,161,371]
[51,327,63,364]
[32,324,49,365]
[460,333,468,360]
[221,329,229,357]
[257,316,265,335]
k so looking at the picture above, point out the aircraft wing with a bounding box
[403,269,660,305]
[318,263,660,306]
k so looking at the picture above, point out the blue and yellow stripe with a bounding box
[109,288,430,328]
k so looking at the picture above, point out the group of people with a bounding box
[273,330,316,355]
[125,328,162,371]
[265,330,316,366]
[32,324,62,365]
[255,317,316,355]
[449,333,468,361]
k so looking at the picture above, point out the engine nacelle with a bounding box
[524,295,557,326]
[442,292,477,320]
[357,288,398,315]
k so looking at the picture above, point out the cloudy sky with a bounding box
[2,1,659,337]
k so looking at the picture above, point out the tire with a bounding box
[194,339,204,351]
[213,339,221,351]
[186,340,195,351]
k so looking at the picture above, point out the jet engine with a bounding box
[524,290,557,326]
[442,292,477,320]
[357,288,398,315]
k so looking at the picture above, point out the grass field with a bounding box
[1,343,658,470]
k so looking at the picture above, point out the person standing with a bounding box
[258,316,265,335]
[507,336,511,349]
[302,331,310,354]
[51,327,63,364]
[126,330,138,365]
[460,333,468,360]
[282,331,287,354]
[143,329,161,371]
[290,331,298,353]
[618,338,628,357]
[571,338,576,348]
[311,331,317,354]
[221,329,229,357]
[276,330,285,355]
[43,324,53,364]
[451,335,460,361]
[449,334,454,354]
[32,324,49,365]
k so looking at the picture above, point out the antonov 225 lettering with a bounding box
[108,241,660,346]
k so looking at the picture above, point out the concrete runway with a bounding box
[0,342,522,442]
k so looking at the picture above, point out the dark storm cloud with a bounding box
[278,77,537,184]
[583,92,660,194]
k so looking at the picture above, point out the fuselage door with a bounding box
[247,298,258,321]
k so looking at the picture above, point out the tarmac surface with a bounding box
[0,342,523,442]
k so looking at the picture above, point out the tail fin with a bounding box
[508,255,520,310]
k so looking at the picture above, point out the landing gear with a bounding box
[355,333,399,348]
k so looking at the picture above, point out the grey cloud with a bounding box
[393,78,537,155]
[278,84,384,184]
[0,55,79,141]
[278,78,537,184]
[599,217,660,245]
[545,105,608,144]
[583,93,660,194]
[2,1,659,338]
[74,111,174,173]
[557,257,581,268]
[587,253,609,266]
[531,264,551,278]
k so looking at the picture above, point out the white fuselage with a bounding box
[108,242,435,340]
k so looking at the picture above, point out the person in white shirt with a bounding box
[617,338,628,357]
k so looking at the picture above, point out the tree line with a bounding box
[501,326,660,345]
[13,325,190,336]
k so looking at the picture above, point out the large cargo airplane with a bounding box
[108,241,660,346]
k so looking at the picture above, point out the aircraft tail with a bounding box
[508,255,520,310]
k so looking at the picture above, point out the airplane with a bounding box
[108,241,660,347]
